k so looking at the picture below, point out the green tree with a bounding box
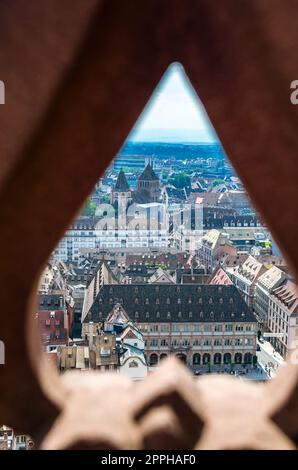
[212,178,225,187]
[169,172,191,189]
[82,198,97,216]
[100,194,111,204]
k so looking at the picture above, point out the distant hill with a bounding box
[118,141,226,161]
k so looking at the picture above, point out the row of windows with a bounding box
[147,337,254,347]
[269,301,290,321]
[98,309,247,321]
[121,297,235,305]
[269,315,289,332]
[139,323,254,333]
[106,286,225,295]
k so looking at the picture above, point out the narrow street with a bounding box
[256,339,284,378]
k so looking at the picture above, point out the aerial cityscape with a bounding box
[39,66,293,378]
[1,64,296,451]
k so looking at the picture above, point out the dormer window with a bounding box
[134,287,138,293]
[156,311,160,318]
[209,298,213,304]
[219,298,223,304]
[145,298,149,305]
[167,312,171,319]
[135,311,139,318]
[189,311,193,318]
[156,298,160,304]
[99,298,103,304]
[109,287,113,294]
[199,298,202,304]
[178,298,181,304]
[230,298,234,304]
[135,298,139,304]
[188,298,192,304]
[146,311,149,318]
[178,311,182,318]
[166,298,170,304]
[109,298,113,304]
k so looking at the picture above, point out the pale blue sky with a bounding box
[129,63,217,143]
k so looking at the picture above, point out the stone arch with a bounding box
[214,353,222,365]
[149,353,158,366]
[176,353,187,364]
[193,353,201,365]
[244,353,252,364]
[224,353,232,364]
[203,353,211,365]
[235,353,242,364]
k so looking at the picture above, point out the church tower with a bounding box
[111,169,132,209]
[137,163,160,202]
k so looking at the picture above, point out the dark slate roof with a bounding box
[203,213,261,230]
[85,284,256,324]
[66,260,104,285]
[180,274,210,284]
[39,294,65,310]
[126,252,191,270]
[166,187,187,201]
[70,216,100,230]
[139,163,159,181]
[132,189,152,204]
[114,169,130,191]
[176,267,206,284]
[124,264,149,277]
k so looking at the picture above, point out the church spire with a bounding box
[114,169,130,191]
[139,163,159,182]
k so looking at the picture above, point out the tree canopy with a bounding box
[82,198,97,216]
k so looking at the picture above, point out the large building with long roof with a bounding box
[82,283,257,370]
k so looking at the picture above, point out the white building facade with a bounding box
[267,280,298,358]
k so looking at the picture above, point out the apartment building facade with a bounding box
[254,265,286,329]
[267,280,298,358]
[53,216,100,262]
[198,229,229,273]
[227,255,267,309]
